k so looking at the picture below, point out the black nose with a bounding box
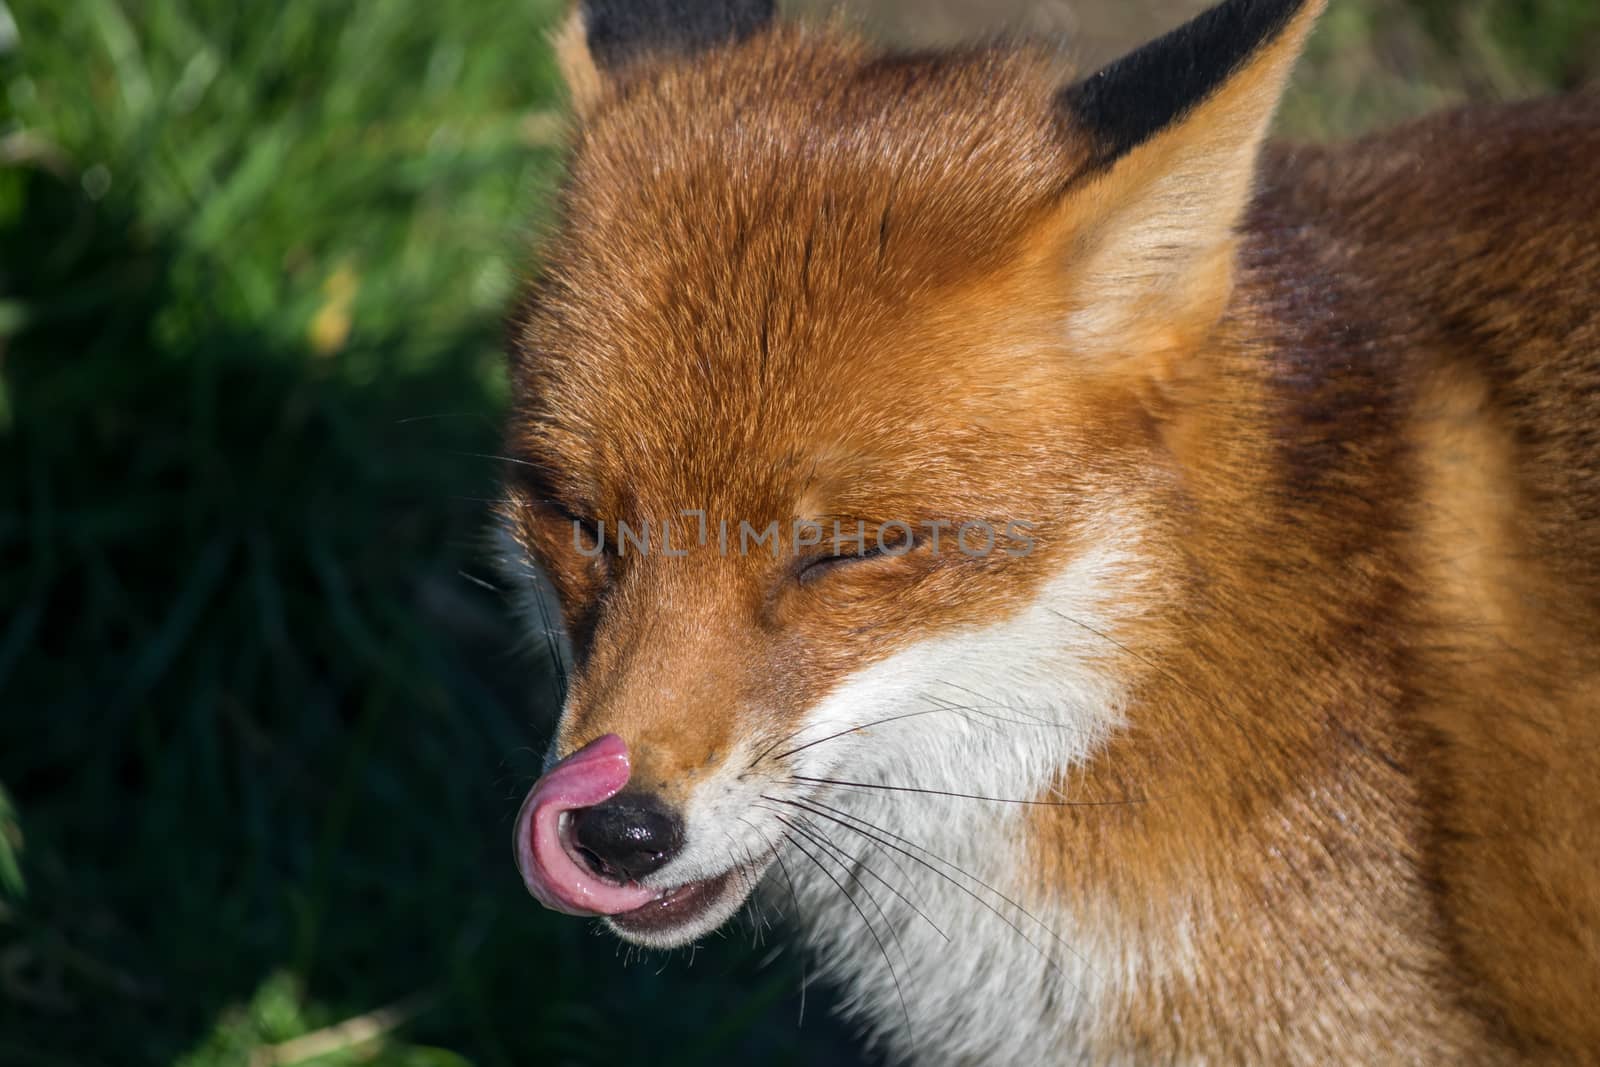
[568,793,684,882]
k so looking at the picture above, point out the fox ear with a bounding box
[553,0,775,116]
[1043,0,1325,369]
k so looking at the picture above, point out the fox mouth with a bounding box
[604,852,772,940]
[562,809,776,941]
[514,735,775,944]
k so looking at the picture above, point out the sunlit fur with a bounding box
[498,0,1600,1061]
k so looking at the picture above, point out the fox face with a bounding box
[502,315,1158,940]
[500,196,1166,945]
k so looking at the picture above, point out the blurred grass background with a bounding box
[0,0,1594,1064]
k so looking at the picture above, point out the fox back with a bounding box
[500,0,1600,1061]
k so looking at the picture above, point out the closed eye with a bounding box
[795,531,916,585]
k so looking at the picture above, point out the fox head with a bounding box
[501,0,1324,948]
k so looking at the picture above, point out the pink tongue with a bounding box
[514,734,662,916]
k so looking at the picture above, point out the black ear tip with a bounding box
[1060,0,1312,167]
[583,0,776,69]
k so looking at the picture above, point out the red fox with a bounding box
[498,0,1600,1061]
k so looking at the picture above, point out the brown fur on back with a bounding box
[1260,98,1600,1056]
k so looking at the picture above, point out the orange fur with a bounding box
[500,1,1600,1059]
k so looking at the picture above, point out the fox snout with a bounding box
[515,728,768,945]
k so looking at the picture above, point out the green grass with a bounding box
[1280,0,1598,136]
[0,1,1593,1064]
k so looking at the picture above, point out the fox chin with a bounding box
[494,0,1600,1062]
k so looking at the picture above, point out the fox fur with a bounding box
[498,0,1600,1061]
